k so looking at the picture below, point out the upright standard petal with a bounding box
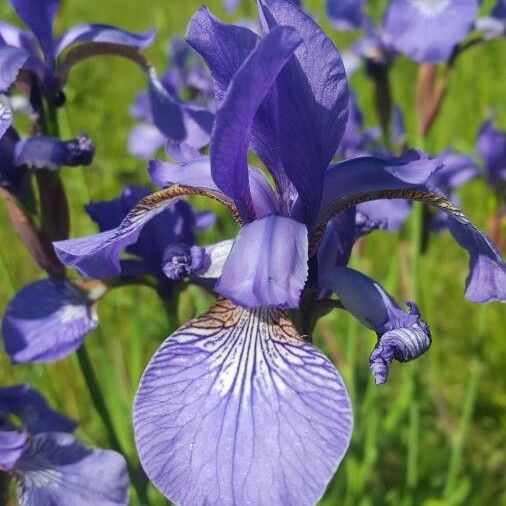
[320,267,431,383]
[447,217,506,303]
[134,299,352,506]
[0,385,76,433]
[326,0,365,30]
[259,0,349,224]
[0,45,30,91]
[9,0,59,61]
[211,25,302,220]
[0,430,28,470]
[55,25,155,55]
[15,432,129,506]
[2,278,98,363]
[216,215,308,308]
[383,0,478,62]
[186,7,258,102]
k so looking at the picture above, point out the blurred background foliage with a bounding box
[0,0,505,505]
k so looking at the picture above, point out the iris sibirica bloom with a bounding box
[53,1,506,504]
[476,118,506,192]
[2,185,214,364]
[128,37,215,159]
[0,384,128,505]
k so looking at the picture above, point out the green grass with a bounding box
[0,0,505,505]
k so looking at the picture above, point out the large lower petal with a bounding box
[0,384,76,434]
[211,25,302,220]
[15,432,128,506]
[2,278,98,363]
[216,215,308,308]
[56,24,155,55]
[383,0,478,63]
[134,299,352,506]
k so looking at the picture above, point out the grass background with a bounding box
[0,0,505,504]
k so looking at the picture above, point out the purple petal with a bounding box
[149,158,279,218]
[193,239,234,280]
[127,123,165,160]
[186,7,258,103]
[447,217,506,303]
[8,0,59,61]
[0,385,76,434]
[223,0,241,12]
[319,151,442,217]
[492,0,506,17]
[475,16,506,39]
[320,266,431,383]
[216,215,308,308]
[429,152,478,191]
[326,0,365,30]
[134,299,352,505]
[259,0,349,224]
[0,45,30,91]
[165,139,201,162]
[383,0,479,62]
[2,278,98,363]
[15,432,129,505]
[0,430,28,470]
[15,134,95,169]
[211,25,302,220]
[148,72,214,149]
[56,24,155,55]
[55,190,186,278]
[476,120,506,186]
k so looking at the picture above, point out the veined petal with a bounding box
[15,134,95,169]
[0,45,30,91]
[211,25,302,220]
[149,158,279,218]
[127,123,165,160]
[15,432,129,506]
[326,0,365,30]
[216,215,308,308]
[447,217,506,303]
[383,0,478,63]
[9,0,59,61]
[0,385,76,434]
[259,0,349,224]
[320,266,431,383]
[2,278,98,363]
[134,299,352,506]
[56,24,155,55]
[0,430,28,470]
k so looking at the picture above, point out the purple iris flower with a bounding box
[52,2,506,503]
[128,37,215,159]
[0,385,129,505]
[476,119,506,189]
[0,0,155,135]
[476,0,506,39]
[2,185,214,364]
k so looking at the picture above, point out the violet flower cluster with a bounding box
[0,0,505,505]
